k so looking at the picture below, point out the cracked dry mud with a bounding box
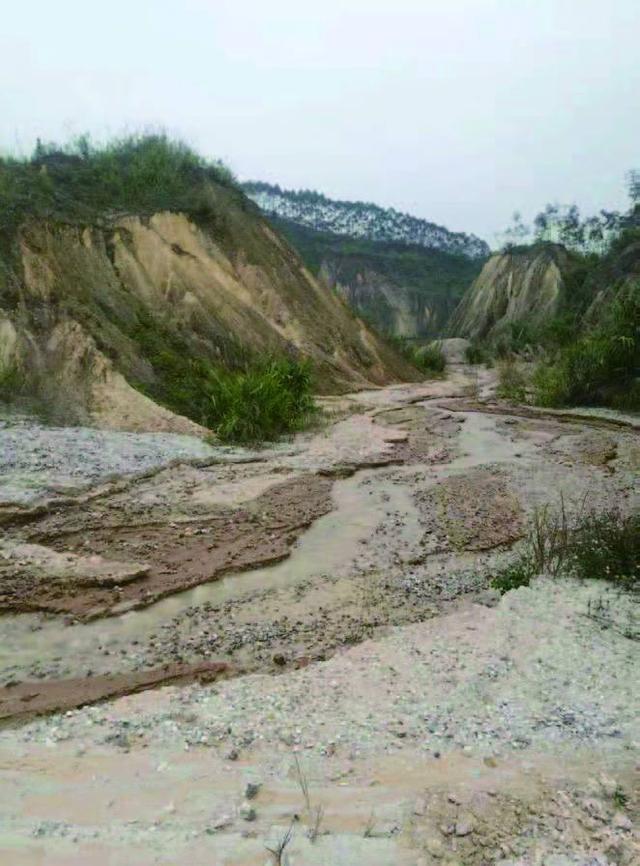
[0,367,638,866]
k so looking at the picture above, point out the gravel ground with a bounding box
[2,580,638,866]
[0,415,219,504]
[16,579,637,759]
[0,373,638,865]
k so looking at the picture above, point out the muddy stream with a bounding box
[0,408,533,678]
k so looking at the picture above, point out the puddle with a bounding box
[0,469,420,675]
[451,411,529,467]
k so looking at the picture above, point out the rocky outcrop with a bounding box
[449,244,573,342]
[0,190,418,431]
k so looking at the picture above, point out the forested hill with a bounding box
[243,181,490,260]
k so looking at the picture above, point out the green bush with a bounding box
[491,554,536,593]
[382,336,446,375]
[0,362,26,402]
[569,510,640,587]
[465,343,491,365]
[492,506,639,594]
[415,343,446,374]
[532,284,640,410]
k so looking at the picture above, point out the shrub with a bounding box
[414,343,446,374]
[0,362,23,402]
[532,283,640,409]
[570,510,640,587]
[465,343,491,365]
[384,336,446,376]
[0,133,237,239]
[496,357,528,402]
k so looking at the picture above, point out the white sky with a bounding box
[2,0,638,242]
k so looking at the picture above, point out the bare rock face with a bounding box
[449,244,572,342]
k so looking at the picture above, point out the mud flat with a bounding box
[0,369,638,865]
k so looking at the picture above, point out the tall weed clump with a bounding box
[414,343,446,374]
[207,357,316,444]
[496,357,528,402]
[386,336,446,375]
[491,503,639,594]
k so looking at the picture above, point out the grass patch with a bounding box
[134,343,316,444]
[414,343,446,374]
[491,504,640,595]
[381,335,446,375]
[465,343,492,366]
[206,357,316,444]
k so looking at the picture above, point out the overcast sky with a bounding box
[2,0,638,243]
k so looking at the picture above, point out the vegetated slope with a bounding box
[243,181,490,260]
[448,243,576,343]
[268,216,483,339]
[0,138,418,433]
[583,230,640,324]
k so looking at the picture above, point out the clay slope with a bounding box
[0,189,417,432]
[449,243,573,342]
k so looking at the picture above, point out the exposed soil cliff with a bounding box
[0,188,417,432]
[449,244,573,342]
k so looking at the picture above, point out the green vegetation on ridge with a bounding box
[0,133,238,240]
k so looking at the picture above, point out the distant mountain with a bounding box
[243,182,490,260]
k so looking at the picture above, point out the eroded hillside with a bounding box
[448,243,573,342]
[0,147,417,432]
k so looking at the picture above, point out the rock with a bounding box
[598,774,618,797]
[613,813,632,831]
[225,748,239,761]
[413,797,427,816]
[425,837,445,858]
[454,816,475,836]
[239,802,256,822]
[210,814,232,831]
[104,732,131,751]
[244,781,261,800]
[429,338,472,365]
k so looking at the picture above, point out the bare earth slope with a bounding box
[0,188,416,432]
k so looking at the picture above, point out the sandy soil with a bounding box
[0,366,638,865]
